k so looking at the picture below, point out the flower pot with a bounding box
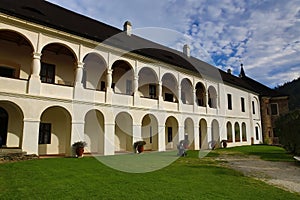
[137,145,144,153]
[76,147,84,157]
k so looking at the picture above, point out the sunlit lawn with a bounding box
[0,146,299,199]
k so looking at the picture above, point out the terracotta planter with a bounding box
[76,147,84,157]
[137,145,144,153]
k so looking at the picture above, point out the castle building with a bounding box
[0,0,266,156]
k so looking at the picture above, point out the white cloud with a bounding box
[47,0,300,88]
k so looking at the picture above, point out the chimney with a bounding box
[123,21,132,36]
[227,68,232,74]
[183,44,190,57]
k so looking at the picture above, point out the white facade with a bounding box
[0,12,262,156]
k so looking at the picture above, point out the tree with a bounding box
[275,110,300,155]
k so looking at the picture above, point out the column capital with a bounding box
[33,52,42,59]
[76,61,84,68]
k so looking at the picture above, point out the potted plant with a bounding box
[72,141,87,157]
[133,141,146,154]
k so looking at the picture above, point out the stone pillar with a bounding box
[28,52,42,95]
[193,89,197,112]
[22,118,40,155]
[74,61,84,88]
[158,81,163,109]
[158,124,165,151]
[133,75,140,106]
[104,123,115,155]
[70,120,85,156]
[132,123,142,143]
[177,86,182,111]
[207,125,212,149]
[106,69,113,104]
[194,125,200,150]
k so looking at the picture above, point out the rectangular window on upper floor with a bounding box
[149,84,156,99]
[165,93,174,102]
[227,94,232,110]
[252,101,255,114]
[126,80,132,95]
[271,103,278,115]
[40,62,55,84]
[241,97,245,112]
[0,66,15,78]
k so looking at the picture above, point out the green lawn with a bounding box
[216,145,295,162]
[0,147,299,199]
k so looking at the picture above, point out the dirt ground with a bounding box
[217,154,300,194]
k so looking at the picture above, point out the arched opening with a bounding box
[112,60,134,95]
[199,119,207,149]
[141,114,158,151]
[184,118,194,149]
[115,112,133,152]
[195,82,206,107]
[255,124,261,141]
[84,109,105,154]
[181,78,193,104]
[226,122,233,143]
[242,122,247,142]
[162,73,178,103]
[138,67,158,99]
[235,122,240,142]
[41,43,77,86]
[208,86,217,108]
[39,106,72,155]
[83,53,107,91]
[0,101,23,148]
[211,119,219,148]
[165,116,178,150]
[0,30,33,79]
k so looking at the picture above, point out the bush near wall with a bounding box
[275,109,300,155]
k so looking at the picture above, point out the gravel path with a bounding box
[218,154,300,194]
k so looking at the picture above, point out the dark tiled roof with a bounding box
[0,0,287,98]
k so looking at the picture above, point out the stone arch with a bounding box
[184,117,194,149]
[138,67,159,99]
[234,122,240,142]
[208,86,217,108]
[39,106,72,155]
[226,121,233,142]
[165,116,178,150]
[141,114,158,151]
[0,29,34,79]
[199,118,207,149]
[255,123,261,141]
[115,112,133,152]
[83,53,107,91]
[211,119,219,148]
[84,109,105,154]
[162,73,178,102]
[41,43,77,86]
[181,78,193,104]
[112,60,134,95]
[0,101,24,148]
[195,82,206,107]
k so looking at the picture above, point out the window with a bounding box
[255,126,259,140]
[126,80,132,95]
[181,92,186,104]
[0,66,15,78]
[165,93,173,102]
[167,127,172,142]
[111,83,115,90]
[40,63,55,84]
[100,81,106,91]
[252,101,255,114]
[241,97,245,112]
[150,126,152,144]
[227,94,232,110]
[271,103,278,115]
[242,123,247,141]
[39,123,51,144]
[235,123,240,142]
[149,84,156,99]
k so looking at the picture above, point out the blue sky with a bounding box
[47,0,300,88]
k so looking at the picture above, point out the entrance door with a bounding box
[0,107,8,147]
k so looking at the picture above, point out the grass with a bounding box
[216,145,295,162]
[0,146,299,199]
